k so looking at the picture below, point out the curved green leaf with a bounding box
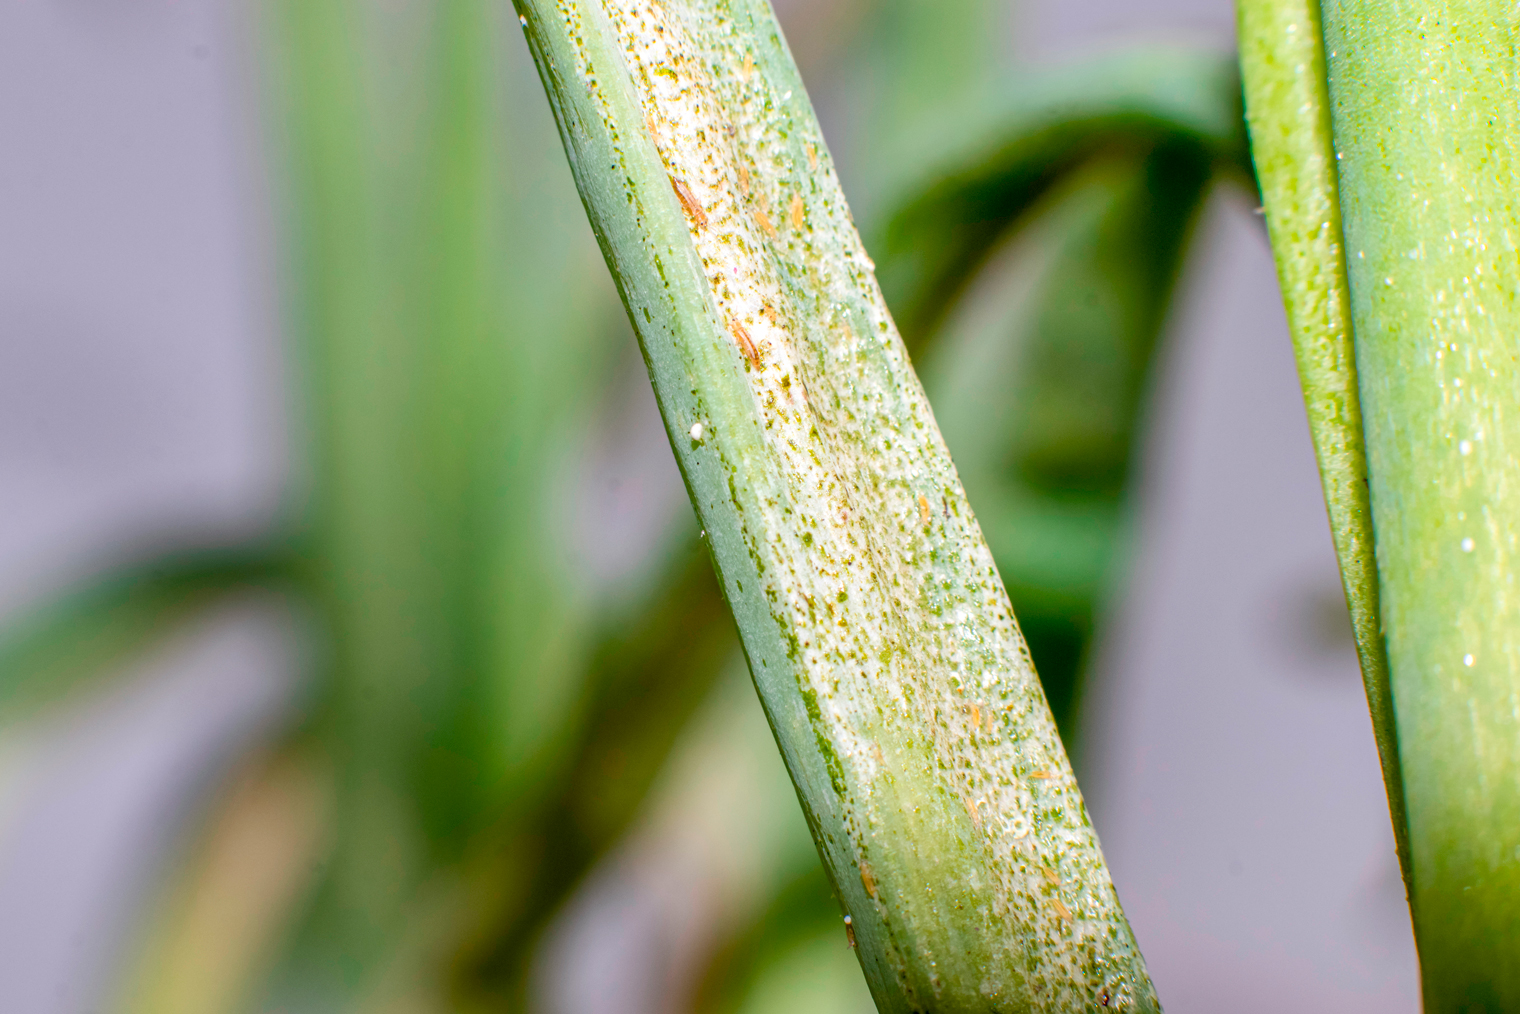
[876,47,1251,349]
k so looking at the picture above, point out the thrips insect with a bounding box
[729,319,763,369]
[670,176,707,229]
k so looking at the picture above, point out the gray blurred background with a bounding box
[0,0,1417,1011]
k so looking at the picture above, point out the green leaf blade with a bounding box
[515,0,1158,1009]
[1236,0,1407,886]
[1320,1,1520,1005]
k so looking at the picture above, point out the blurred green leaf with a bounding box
[824,0,1007,222]
[264,0,620,1000]
[1237,0,1403,884]
[267,0,432,991]
[877,46,1250,349]
[693,865,869,1014]
[0,549,288,724]
[445,540,734,1007]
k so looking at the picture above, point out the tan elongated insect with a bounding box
[1051,898,1074,922]
[918,493,932,527]
[729,319,763,369]
[737,162,751,194]
[789,192,804,228]
[860,862,878,898]
[670,176,707,229]
[753,207,776,237]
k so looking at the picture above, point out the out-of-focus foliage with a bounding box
[0,0,1254,1010]
[267,0,616,998]
[878,48,1251,345]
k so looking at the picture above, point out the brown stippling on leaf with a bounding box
[860,862,878,898]
[789,192,804,228]
[670,176,707,229]
[730,319,762,369]
[753,207,776,237]
[760,301,778,324]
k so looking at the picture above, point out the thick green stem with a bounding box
[1320,1,1520,1007]
[514,0,1157,1010]
[1235,0,1408,887]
